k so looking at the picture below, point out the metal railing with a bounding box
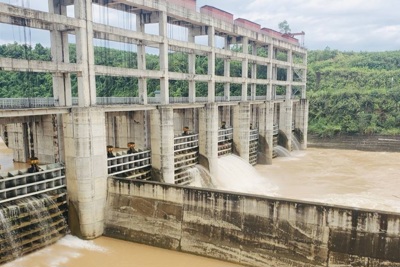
[0,163,66,204]
[273,124,279,135]
[97,97,141,105]
[218,127,233,142]
[250,129,259,141]
[107,150,151,179]
[174,133,199,185]
[0,95,303,109]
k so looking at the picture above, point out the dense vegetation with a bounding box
[1,43,400,135]
[308,48,400,136]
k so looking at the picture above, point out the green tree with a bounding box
[278,20,291,34]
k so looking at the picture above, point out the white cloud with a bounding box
[197,0,400,51]
[0,0,399,51]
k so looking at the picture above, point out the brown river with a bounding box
[1,138,399,267]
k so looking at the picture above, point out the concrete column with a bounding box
[150,107,174,183]
[113,113,129,148]
[188,28,196,103]
[105,113,115,147]
[207,26,215,102]
[287,49,293,101]
[233,102,250,162]
[63,108,107,239]
[258,102,274,164]
[223,36,231,102]
[250,42,257,101]
[137,14,148,104]
[49,0,71,107]
[7,123,28,162]
[295,99,309,149]
[301,53,308,99]
[75,0,96,107]
[36,115,59,164]
[279,100,293,150]
[241,37,249,101]
[128,111,149,150]
[199,103,218,177]
[267,44,274,101]
[159,11,169,105]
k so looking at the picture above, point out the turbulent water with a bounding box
[256,148,400,213]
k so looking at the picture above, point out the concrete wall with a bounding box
[308,134,400,152]
[104,179,400,267]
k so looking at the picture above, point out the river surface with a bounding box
[1,138,400,266]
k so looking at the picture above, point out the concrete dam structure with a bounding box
[0,0,398,266]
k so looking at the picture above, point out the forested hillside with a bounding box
[1,43,400,135]
[307,48,400,136]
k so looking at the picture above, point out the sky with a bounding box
[196,0,400,51]
[0,0,399,52]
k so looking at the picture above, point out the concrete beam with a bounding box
[0,58,82,73]
[0,2,80,30]
[0,108,70,121]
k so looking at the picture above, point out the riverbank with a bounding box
[308,134,400,152]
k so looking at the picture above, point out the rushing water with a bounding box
[256,148,400,213]
[2,135,400,266]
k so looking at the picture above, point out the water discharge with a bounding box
[291,135,301,150]
[273,145,291,157]
[214,155,278,195]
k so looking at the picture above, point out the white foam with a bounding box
[216,155,279,196]
[2,235,108,267]
[57,234,108,252]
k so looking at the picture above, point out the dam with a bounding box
[0,0,399,266]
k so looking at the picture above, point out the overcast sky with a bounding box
[197,0,400,51]
[0,0,399,52]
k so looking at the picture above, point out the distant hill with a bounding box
[307,48,400,136]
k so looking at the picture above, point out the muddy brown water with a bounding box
[1,138,399,266]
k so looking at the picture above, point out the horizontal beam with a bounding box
[0,107,70,121]
[0,3,81,31]
[0,58,83,73]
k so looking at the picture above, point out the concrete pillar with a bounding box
[267,44,274,101]
[75,0,96,107]
[159,11,169,104]
[198,103,218,177]
[105,113,115,147]
[207,26,215,102]
[258,102,274,164]
[137,14,148,104]
[233,102,250,162]
[295,99,309,149]
[287,49,293,101]
[129,111,149,150]
[63,108,107,239]
[223,36,231,102]
[301,53,308,99]
[113,113,129,148]
[150,107,174,183]
[36,115,59,164]
[241,37,249,101]
[250,42,257,101]
[188,28,196,103]
[7,123,28,163]
[279,100,293,150]
[49,0,71,106]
